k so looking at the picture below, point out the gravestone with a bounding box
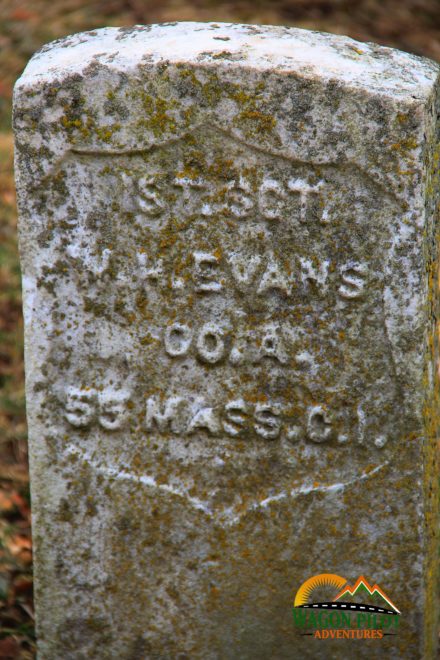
[13,22,440,659]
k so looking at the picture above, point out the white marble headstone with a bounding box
[14,22,440,658]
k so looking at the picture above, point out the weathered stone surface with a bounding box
[13,22,440,659]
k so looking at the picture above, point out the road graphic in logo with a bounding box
[293,574,400,639]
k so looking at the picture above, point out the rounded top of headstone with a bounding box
[16,22,439,99]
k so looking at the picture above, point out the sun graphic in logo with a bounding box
[294,573,347,607]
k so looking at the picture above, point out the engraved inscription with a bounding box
[48,124,403,514]
[65,387,130,431]
[144,395,341,442]
[136,250,368,299]
[63,384,389,451]
[128,170,328,225]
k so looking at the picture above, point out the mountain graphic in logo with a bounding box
[334,576,401,614]
[293,573,401,617]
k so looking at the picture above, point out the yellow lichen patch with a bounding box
[136,93,179,137]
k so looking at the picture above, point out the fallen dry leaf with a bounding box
[0,637,20,659]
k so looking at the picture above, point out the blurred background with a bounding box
[0,1,439,657]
